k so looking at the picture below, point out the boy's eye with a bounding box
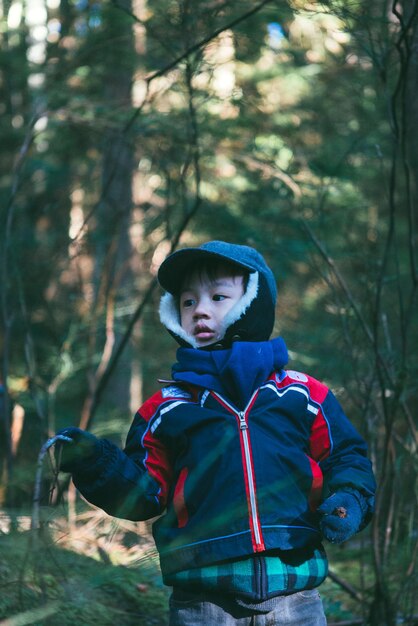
[213,294,227,301]
[182,298,195,308]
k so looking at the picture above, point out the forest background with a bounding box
[0,0,417,625]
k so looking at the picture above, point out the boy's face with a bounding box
[179,270,245,347]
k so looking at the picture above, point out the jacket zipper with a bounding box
[238,410,263,547]
[211,391,265,551]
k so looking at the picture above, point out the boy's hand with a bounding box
[317,491,363,543]
[55,427,101,473]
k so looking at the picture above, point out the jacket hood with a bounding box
[157,241,277,348]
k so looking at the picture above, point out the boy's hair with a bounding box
[179,258,250,296]
[158,240,277,305]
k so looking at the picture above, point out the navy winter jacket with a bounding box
[72,367,375,578]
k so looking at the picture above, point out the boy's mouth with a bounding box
[194,325,215,341]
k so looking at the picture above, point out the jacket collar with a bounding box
[171,337,288,408]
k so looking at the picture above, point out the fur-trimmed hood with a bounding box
[159,271,259,349]
[157,241,277,349]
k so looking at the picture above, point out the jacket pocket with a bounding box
[173,467,189,528]
[306,455,323,511]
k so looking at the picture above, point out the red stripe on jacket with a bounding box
[173,467,189,528]
[137,390,181,508]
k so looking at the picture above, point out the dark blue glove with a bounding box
[55,427,101,473]
[317,491,364,544]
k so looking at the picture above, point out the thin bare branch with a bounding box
[1,114,42,494]
[301,219,417,447]
[327,569,364,604]
[112,0,275,86]
[31,434,72,531]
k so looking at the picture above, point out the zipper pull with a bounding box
[238,412,248,430]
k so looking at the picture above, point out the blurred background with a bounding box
[0,1,417,624]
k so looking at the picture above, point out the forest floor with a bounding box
[0,505,371,626]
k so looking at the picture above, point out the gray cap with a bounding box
[158,240,277,304]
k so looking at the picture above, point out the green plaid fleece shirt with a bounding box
[165,545,328,601]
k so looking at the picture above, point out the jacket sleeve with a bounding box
[71,397,173,521]
[309,385,376,526]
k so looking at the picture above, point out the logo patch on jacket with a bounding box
[161,386,192,399]
[286,370,308,383]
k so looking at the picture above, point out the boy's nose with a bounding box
[193,299,210,318]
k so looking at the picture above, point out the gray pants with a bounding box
[169,588,327,625]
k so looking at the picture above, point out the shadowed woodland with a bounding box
[0,0,417,624]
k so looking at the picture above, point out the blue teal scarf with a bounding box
[172,337,288,408]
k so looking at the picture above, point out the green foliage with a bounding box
[0,529,169,625]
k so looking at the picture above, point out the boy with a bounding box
[57,240,376,625]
